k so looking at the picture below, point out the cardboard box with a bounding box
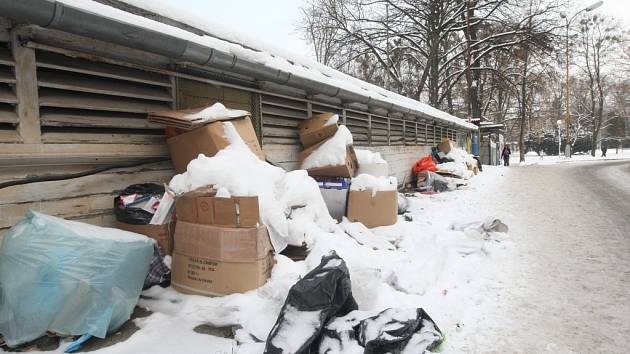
[166,116,264,173]
[437,138,452,155]
[171,252,274,296]
[299,143,358,178]
[176,189,260,228]
[171,222,274,296]
[116,221,175,255]
[173,222,272,261]
[346,190,398,228]
[298,113,339,148]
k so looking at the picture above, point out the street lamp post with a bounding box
[557,119,562,157]
[560,0,603,158]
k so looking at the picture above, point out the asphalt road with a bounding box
[464,159,630,354]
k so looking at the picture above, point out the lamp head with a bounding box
[585,1,603,12]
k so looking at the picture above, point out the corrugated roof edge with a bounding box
[59,0,477,130]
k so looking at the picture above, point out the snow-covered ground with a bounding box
[20,167,515,354]
[511,148,630,166]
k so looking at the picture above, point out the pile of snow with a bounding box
[301,125,353,170]
[350,174,397,196]
[354,149,386,165]
[446,148,476,166]
[436,162,474,180]
[323,114,339,127]
[169,122,336,250]
[183,102,249,122]
[437,148,476,179]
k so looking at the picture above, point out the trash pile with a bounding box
[296,113,399,230]
[411,138,480,193]
[0,103,503,353]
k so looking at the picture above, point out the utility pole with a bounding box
[561,0,603,158]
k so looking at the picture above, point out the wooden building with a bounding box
[0,0,476,237]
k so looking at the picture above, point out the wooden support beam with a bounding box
[12,28,41,143]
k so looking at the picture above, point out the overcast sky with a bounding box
[165,0,628,58]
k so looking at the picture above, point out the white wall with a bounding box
[263,144,431,186]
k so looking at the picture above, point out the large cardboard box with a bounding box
[298,113,339,148]
[437,138,452,155]
[166,116,264,173]
[171,222,274,296]
[171,252,274,296]
[299,143,358,178]
[173,222,272,260]
[346,190,398,228]
[116,221,175,255]
[176,190,260,228]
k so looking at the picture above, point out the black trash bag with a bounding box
[319,308,443,354]
[264,251,358,354]
[114,183,165,225]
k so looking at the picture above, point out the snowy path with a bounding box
[455,160,630,354]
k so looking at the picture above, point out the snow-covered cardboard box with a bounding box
[299,126,358,177]
[355,149,389,177]
[175,187,260,228]
[115,221,175,255]
[438,138,453,155]
[171,222,274,296]
[298,112,339,147]
[346,175,398,228]
[166,116,264,173]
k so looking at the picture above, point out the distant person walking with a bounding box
[501,145,511,166]
[601,140,608,157]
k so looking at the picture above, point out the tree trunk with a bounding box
[518,48,529,163]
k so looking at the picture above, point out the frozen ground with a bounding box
[10,158,630,353]
[510,148,630,166]
[12,167,517,353]
[454,159,630,354]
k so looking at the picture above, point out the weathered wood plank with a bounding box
[0,85,17,104]
[0,143,169,167]
[38,70,173,102]
[0,129,20,142]
[0,163,173,204]
[0,66,15,84]
[36,51,171,87]
[0,47,14,66]
[40,111,161,129]
[0,105,18,124]
[39,89,171,113]
[0,193,115,229]
[41,131,165,144]
[12,29,41,143]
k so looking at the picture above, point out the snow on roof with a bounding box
[59,0,476,130]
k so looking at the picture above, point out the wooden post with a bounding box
[387,117,391,145]
[415,121,418,145]
[367,113,372,146]
[12,28,41,143]
[402,118,406,146]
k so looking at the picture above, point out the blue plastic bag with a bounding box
[0,210,155,347]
